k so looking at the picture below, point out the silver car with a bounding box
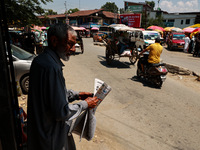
[11,44,35,94]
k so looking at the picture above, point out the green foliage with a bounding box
[2,0,53,27]
[148,15,165,27]
[141,12,149,28]
[45,9,57,15]
[67,8,79,14]
[145,1,155,10]
[101,2,118,13]
[119,8,125,14]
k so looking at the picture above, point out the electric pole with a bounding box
[64,1,69,24]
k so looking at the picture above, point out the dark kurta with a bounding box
[27,48,88,150]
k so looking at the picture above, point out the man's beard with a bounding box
[57,50,70,61]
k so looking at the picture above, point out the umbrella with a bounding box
[91,27,99,30]
[171,27,183,32]
[31,25,42,31]
[41,26,46,30]
[188,24,200,28]
[79,27,86,30]
[164,27,175,32]
[72,26,83,31]
[190,28,200,38]
[154,29,163,33]
[183,27,195,33]
[147,25,165,31]
[191,27,200,33]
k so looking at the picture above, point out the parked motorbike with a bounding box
[136,52,168,88]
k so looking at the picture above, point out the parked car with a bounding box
[10,44,36,94]
[93,32,104,42]
[167,32,185,50]
[134,30,161,50]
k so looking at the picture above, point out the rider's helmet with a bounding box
[155,37,161,43]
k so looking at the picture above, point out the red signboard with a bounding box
[120,14,141,28]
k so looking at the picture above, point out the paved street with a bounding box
[62,38,200,150]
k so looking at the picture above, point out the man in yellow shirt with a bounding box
[139,37,163,72]
[140,37,163,64]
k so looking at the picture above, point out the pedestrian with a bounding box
[27,23,100,150]
[193,33,200,57]
[188,35,195,53]
[183,34,190,53]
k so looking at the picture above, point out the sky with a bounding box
[41,0,200,14]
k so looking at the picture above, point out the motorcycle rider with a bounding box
[139,37,163,73]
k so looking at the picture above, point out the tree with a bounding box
[147,15,165,27]
[1,0,53,27]
[101,2,118,13]
[145,1,155,10]
[119,8,125,14]
[67,8,79,14]
[45,9,57,15]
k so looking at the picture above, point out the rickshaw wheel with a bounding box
[106,46,113,65]
[129,49,138,64]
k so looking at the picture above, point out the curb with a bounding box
[164,63,200,81]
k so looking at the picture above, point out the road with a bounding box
[63,38,200,150]
[162,45,200,75]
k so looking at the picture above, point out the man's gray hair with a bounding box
[47,24,77,46]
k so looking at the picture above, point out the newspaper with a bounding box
[94,78,112,106]
[70,78,111,142]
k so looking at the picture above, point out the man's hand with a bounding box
[79,92,93,100]
[85,97,99,109]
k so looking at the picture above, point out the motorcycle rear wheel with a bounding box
[136,68,142,78]
[155,76,163,88]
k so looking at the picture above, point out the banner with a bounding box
[120,14,141,28]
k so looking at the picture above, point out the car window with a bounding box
[173,34,185,40]
[144,33,159,40]
[11,44,33,60]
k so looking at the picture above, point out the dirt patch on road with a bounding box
[168,73,200,92]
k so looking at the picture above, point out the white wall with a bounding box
[149,11,197,28]
[163,13,196,28]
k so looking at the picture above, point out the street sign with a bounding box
[127,5,143,13]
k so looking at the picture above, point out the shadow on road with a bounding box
[131,76,161,89]
[97,55,133,69]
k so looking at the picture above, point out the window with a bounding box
[181,20,183,24]
[168,19,175,22]
[186,19,190,24]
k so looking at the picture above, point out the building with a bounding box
[150,11,200,28]
[37,9,119,29]
[38,14,66,27]
[68,9,119,28]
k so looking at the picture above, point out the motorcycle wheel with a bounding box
[155,76,163,88]
[136,68,142,78]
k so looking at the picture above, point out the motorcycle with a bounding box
[136,52,168,88]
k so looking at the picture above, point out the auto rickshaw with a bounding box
[105,25,141,65]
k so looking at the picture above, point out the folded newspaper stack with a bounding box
[70,78,111,141]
